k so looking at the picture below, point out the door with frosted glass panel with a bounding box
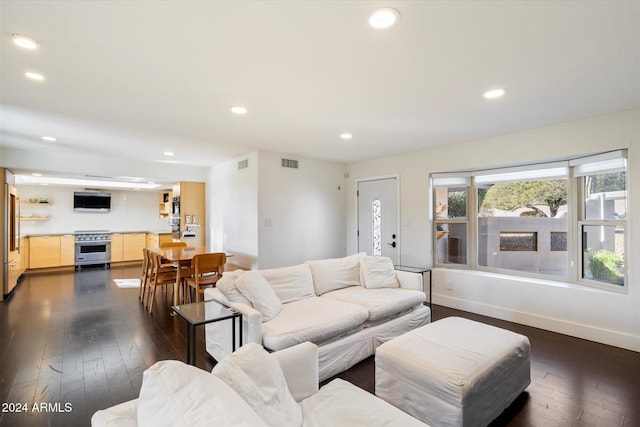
[357,178,398,264]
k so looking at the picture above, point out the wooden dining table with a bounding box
[148,246,217,307]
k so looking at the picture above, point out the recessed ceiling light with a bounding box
[483,88,507,99]
[340,133,353,140]
[32,173,43,177]
[25,71,45,81]
[231,106,248,115]
[369,8,400,29]
[12,33,38,49]
[163,151,174,156]
[41,136,57,142]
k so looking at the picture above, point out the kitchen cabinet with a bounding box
[111,233,123,262]
[29,235,61,269]
[172,181,205,246]
[146,233,159,248]
[146,233,172,248]
[60,234,75,266]
[122,233,145,261]
[20,236,29,273]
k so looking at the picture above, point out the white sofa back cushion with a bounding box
[360,256,399,289]
[217,270,252,307]
[259,263,316,303]
[137,360,267,427]
[236,271,282,321]
[306,253,362,296]
[212,343,303,427]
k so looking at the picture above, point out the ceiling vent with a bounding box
[281,158,299,169]
[238,159,249,170]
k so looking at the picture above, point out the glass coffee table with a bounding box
[171,299,242,366]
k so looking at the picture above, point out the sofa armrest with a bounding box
[91,398,138,427]
[395,270,424,291]
[205,288,263,362]
[272,342,319,402]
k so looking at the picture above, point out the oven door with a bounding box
[75,241,111,265]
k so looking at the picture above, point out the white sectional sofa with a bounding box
[204,254,431,381]
[92,342,429,427]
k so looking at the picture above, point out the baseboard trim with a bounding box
[435,294,640,352]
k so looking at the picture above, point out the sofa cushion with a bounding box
[259,263,316,303]
[217,270,252,307]
[236,271,282,321]
[306,253,362,295]
[262,297,369,351]
[300,378,428,427]
[212,343,302,427]
[360,256,399,289]
[137,360,267,427]
[322,287,426,323]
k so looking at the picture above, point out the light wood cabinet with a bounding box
[111,233,123,262]
[146,233,173,248]
[146,233,159,248]
[159,233,172,246]
[60,234,75,266]
[173,181,205,246]
[20,237,29,273]
[30,235,61,269]
[122,233,145,261]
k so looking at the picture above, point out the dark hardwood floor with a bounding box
[1,265,638,426]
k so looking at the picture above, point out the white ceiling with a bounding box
[1,1,639,176]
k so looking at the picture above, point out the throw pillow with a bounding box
[212,343,303,427]
[235,271,282,321]
[137,360,267,427]
[306,253,362,295]
[259,263,316,303]
[360,256,399,289]
[217,270,252,307]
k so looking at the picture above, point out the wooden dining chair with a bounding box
[146,251,179,314]
[184,253,226,302]
[139,248,152,303]
[160,241,187,248]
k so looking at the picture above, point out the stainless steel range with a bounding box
[74,230,111,270]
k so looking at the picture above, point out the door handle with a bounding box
[387,242,397,248]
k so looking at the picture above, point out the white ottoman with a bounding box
[375,317,530,427]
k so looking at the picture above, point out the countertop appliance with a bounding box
[74,230,111,270]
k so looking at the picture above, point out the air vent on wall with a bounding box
[238,159,249,170]
[281,158,299,169]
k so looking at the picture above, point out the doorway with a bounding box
[357,177,399,264]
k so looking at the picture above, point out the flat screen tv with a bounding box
[74,191,111,212]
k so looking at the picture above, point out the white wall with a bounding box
[18,185,171,235]
[257,151,347,269]
[346,109,640,351]
[206,151,347,270]
[207,152,259,269]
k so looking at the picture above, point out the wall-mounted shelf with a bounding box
[20,216,50,221]
[21,202,52,206]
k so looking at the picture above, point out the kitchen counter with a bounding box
[21,230,172,238]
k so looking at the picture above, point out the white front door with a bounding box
[357,178,398,264]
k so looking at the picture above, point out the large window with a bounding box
[432,150,627,290]
[572,153,627,287]
[433,175,469,266]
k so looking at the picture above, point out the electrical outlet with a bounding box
[264,218,273,227]
[446,280,453,290]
